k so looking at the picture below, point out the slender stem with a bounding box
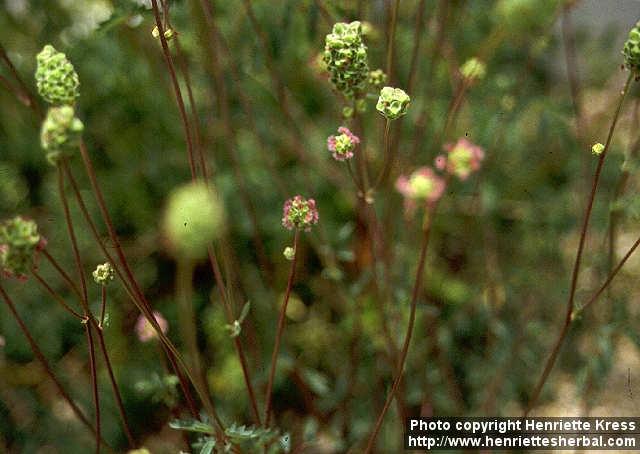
[385,0,400,82]
[207,246,262,425]
[264,229,300,426]
[525,72,634,415]
[577,233,640,316]
[364,205,438,452]
[100,286,107,328]
[92,319,135,448]
[56,165,89,311]
[372,119,392,190]
[149,0,198,180]
[32,270,84,320]
[0,283,112,450]
[42,248,82,301]
[0,42,42,119]
[85,321,101,454]
[407,0,427,95]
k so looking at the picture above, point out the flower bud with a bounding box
[623,21,640,73]
[135,311,168,343]
[368,69,387,89]
[591,142,605,156]
[460,58,486,81]
[40,106,84,165]
[92,262,115,286]
[0,216,46,280]
[163,182,225,260]
[283,246,295,261]
[441,138,485,180]
[282,196,319,231]
[376,86,410,120]
[323,21,370,99]
[35,44,80,105]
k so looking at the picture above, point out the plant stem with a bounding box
[385,0,400,82]
[100,286,107,327]
[364,203,438,452]
[92,319,135,448]
[525,72,634,415]
[264,229,299,426]
[32,270,84,320]
[149,0,198,180]
[0,283,112,450]
[84,321,101,454]
[373,119,392,190]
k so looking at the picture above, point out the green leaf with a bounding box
[169,418,215,434]
[238,301,251,323]
[199,438,217,454]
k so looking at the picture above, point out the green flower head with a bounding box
[35,44,80,105]
[623,21,640,73]
[376,86,410,120]
[323,21,370,98]
[163,182,225,260]
[368,69,387,89]
[0,216,45,280]
[40,105,84,165]
[92,262,115,286]
[460,58,486,81]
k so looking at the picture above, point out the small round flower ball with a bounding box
[623,21,640,73]
[163,182,225,260]
[327,126,360,161]
[0,216,46,280]
[376,86,410,120]
[282,195,319,231]
[135,311,168,343]
[40,105,84,165]
[35,44,80,105]
[443,138,485,180]
[92,262,115,286]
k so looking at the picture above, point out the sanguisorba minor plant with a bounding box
[2,1,640,452]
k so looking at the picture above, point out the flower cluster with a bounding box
[40,105,84,164]
[323,21,370,99]
[35,45,80,105]
[395,167,446,215]
[282,196,319,231]
[591,142,605,156]
[0,217,46,280]
[376,86,410,120]
[623,21,640,73]
[327,126,360,161]
[92,262,115,286]
[436,138,485,180]
[460,58,486,81]
[368,69,387,90]
[135,311,169,343]
[163,182,225,260]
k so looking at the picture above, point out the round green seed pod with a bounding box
[163,182,225,260]
[623,21,640,73]
[40,106,84,165]
[35,44,80,105]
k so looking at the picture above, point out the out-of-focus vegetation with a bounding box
[0,0,640,452]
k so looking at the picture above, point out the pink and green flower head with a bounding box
[282,195,319,231]
[395,167,445,214]
[437,138,485,180]
[327,126,360,161]
[135,311,168,343]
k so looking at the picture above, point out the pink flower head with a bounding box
[327,126,360,161]
[282,195,319,231]
[441,138,484,180]
[135,311,168,343]
[395,166,446,215]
